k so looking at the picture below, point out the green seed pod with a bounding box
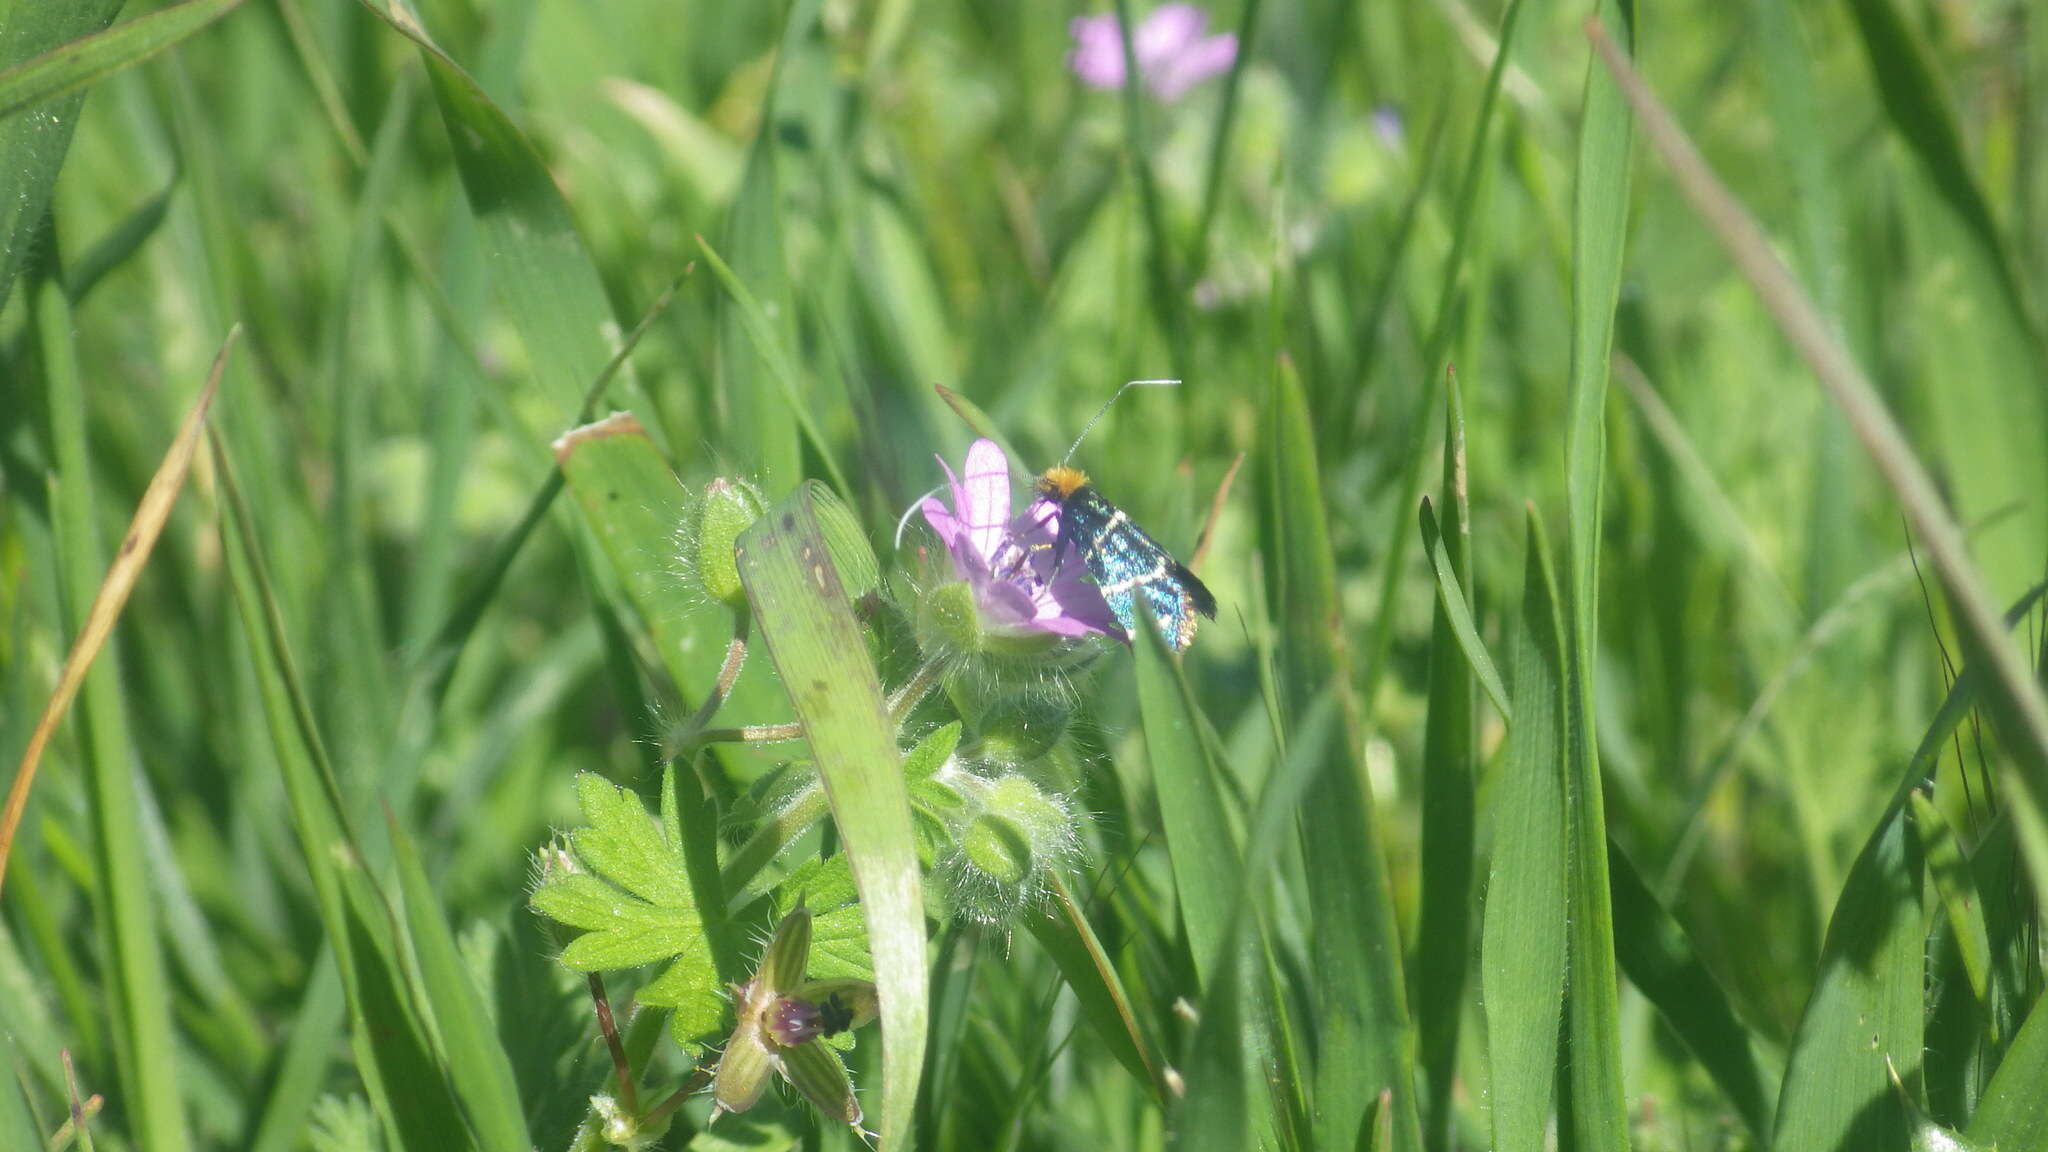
[692,477,769,610]
[974,692,1073,764]
[781,1035,862,1124]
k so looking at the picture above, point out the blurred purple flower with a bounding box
[921,439,1124,642]
[1372,104,1405,149]
[1068,4,1238,102]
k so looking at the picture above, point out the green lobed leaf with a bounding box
[736,489,927,1151]
[529,773,723,1053]
[1481,512,1570,1152]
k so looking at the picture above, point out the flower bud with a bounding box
[938,773,1080,925]
[689,477,768,610]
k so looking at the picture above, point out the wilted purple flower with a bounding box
[1068,4,1238,102]
[920,440,1124,642]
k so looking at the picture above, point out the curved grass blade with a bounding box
[1607,838,1774,1140]
[1759,590,2045,1151]
[63,168,177,304]
[355,0,621,429]
[696,235,853,498]
[1,323,231,899]
[736,491,926,1150]
[1418,497,1510,721]
[1482,512,1569,1152]
[1026,875,1162,1098]
[1261,355,1420,1151]
[211,431,472,1152]
[0,0,241,122]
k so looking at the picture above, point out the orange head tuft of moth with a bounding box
[1038,466,1088,499]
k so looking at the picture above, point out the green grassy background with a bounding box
[3,0,2047,1149]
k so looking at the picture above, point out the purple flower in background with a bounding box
[1372,103,1406,149]
[920,440,1125,642]
[1068,4,1238,102]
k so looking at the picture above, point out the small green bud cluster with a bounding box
[927,765,1081,926]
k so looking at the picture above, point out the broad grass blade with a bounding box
[1559,3,1636,1148]
[1482,512,1569,1152]
[736,491,926,1151]
[1968,988,2048,1148]
[1027,875,1162,1097]
[1909,793,1995,1037]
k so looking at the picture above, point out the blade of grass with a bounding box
[15,293,234,1152]
[0,0,120,314]
[62,167,176,304]
[712,0,816,488]
[1909,792,1996,1040]
[1415,370,1478,1152]
[1763,587,2042,1150]
[1558,4,1636,1148]
[1607,838,1775,1141]
[1967,986,2048,1148]
[695,235,852,498]
[1418,497,1510,722]
[735,490,926,1152]
[1590,16,2048,905]
[0,0,242,121]
[1025,875,1162,1098]
[355,0,622,430]
[1481,512,1569,1152]
[1261,355,1421,1151]
[210,430,473,1152]
[1359,0,1526,712]
[388,812,532,1152]
[1,324,231,899]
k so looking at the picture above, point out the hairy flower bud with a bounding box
[937,773,1080,925]
[686,477,769,610]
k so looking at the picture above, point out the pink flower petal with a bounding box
[1067,14,1127,89]
[1135,4,1206,70]
[1147,31,1236,100]
[959,439,1013,565]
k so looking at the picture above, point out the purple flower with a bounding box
[920,440,1124,643]
[1068,4,1238,102]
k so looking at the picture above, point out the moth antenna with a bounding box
[1061,378,1180,467]
[893,483,949,550]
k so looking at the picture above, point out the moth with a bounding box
[1032,380,1216,651]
